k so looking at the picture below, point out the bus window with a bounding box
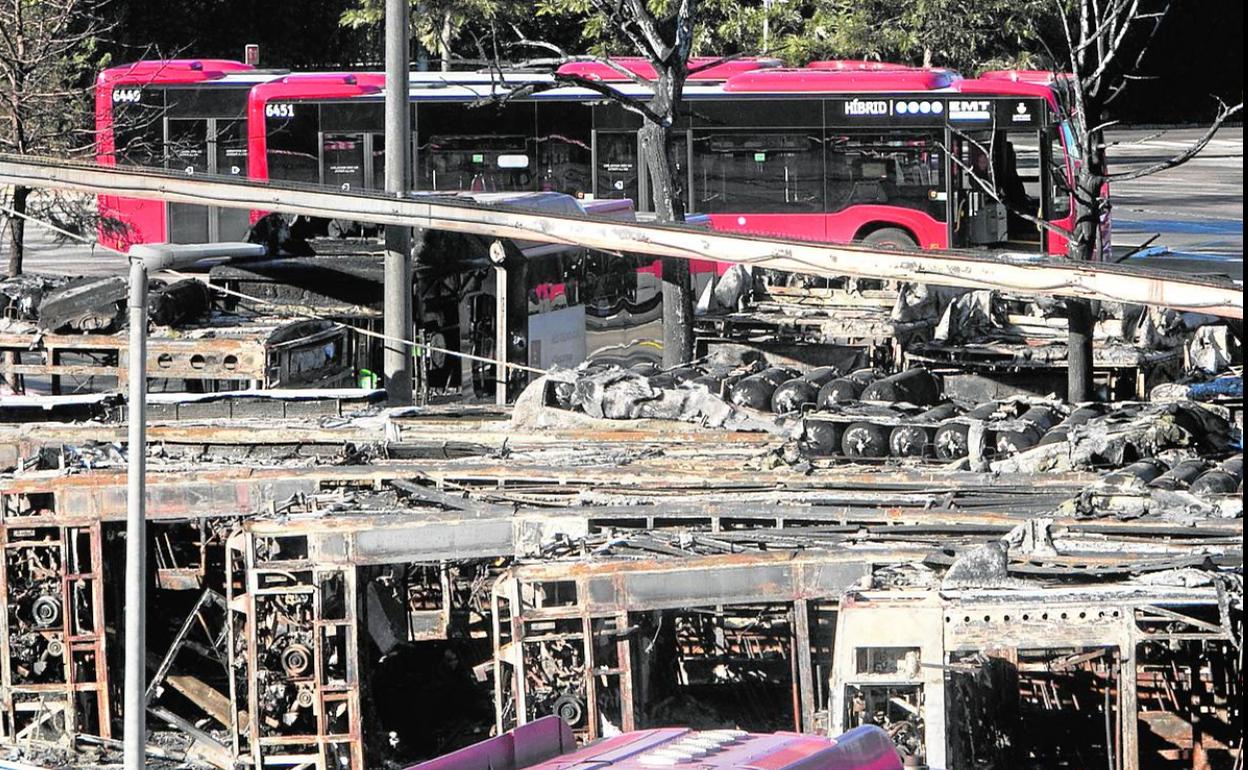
[418,102,535,192]
[322,133,365,191]
[215,119,252,239]
[266,106,320,184]
[1047,127,1073,219]
[536,103,592,197]
[371,133,385,191]
[826,133,944,220]
[113,88,165,166]
[1001,131,1043,243]
[691,130,823,214]
[166,118,210,243]
[595,133,638,203]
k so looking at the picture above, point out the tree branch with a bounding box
[1108,100,1244,181]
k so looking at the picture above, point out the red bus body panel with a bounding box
[95,59,257,250]
[246,73,386,188]
[707,208,947,250]
[723,68,958,93]
[557,57,781,82]
[806,60,913,71]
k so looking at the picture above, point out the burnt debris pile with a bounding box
[0,260,1240,770]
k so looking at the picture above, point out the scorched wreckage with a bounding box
[0,58,1243,770]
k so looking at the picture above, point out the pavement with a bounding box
[1109,126,1243,280]
[3,126,1243,280]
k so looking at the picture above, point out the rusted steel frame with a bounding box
[0,155,1241,318]
[0,331,268,383]
[503,550,913,614]
[0,522,110,744]
[0,523,11,741]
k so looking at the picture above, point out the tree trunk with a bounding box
[6,186,29,276]
[640,114,694,367]
[438,10,453,72]
[1065,132,1105,402]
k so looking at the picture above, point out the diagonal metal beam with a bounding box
[1,154,1241,318]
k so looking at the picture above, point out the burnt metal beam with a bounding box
[0,155,1240,318]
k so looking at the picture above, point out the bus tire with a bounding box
[860,227,917,250]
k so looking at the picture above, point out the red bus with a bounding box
[246,62,1086,256]
[95,59,288,249]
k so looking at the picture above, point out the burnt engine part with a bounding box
[995,406,1061,455]
[148,278,213,327]
[1149,458,1210,490]
[0,274,69,321]
[889,403,960,458]
[37,276,129,333]
[771,378,821,414]
[860,368,941,406]
[842,421,891,459]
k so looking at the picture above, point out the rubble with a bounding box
[0,254,1239,770]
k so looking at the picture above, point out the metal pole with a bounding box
[124,257,148,770]
[384,0,414,404]
[495,263,508,406]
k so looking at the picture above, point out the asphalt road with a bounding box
[1110,126,1243,280]
[4,126,1243,280]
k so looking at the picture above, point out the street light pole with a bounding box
[384,0,414,404]
[123,255,147,770]
[123,242,264,770]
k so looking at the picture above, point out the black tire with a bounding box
[860,227,918,250]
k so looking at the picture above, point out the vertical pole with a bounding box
[495,263,508,406]
[123,258,148,770]
[384,0,414,404]
[1068,298,1094,402]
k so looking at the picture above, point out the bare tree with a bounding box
[491,0,702,366]
[954,0,1241,400]
[0,0,110,275]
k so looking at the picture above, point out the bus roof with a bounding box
[248,73,1069,105]
[806,60,916,71]
[97,59,286,89]
[723,67,960,92]
[557,56,781,82]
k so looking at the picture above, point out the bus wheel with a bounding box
[860,227,917,250]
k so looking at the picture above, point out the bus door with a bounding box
[950,128,1047,251]
[594,132,640,204]
[213,119,251,240]
[321,132,366,191]
[165,118,210,242]
[166,117,251,242]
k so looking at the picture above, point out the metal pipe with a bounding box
[383,0,414,404]
[124,257,148,770]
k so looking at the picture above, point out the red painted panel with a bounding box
[724,68,958,93]
[807,60,914,72]
[557,57,780,82]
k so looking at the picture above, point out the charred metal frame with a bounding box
[829,587,1241,770]
[0,319,351,396]
[0,517,109,746]
[489,551,917,741]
